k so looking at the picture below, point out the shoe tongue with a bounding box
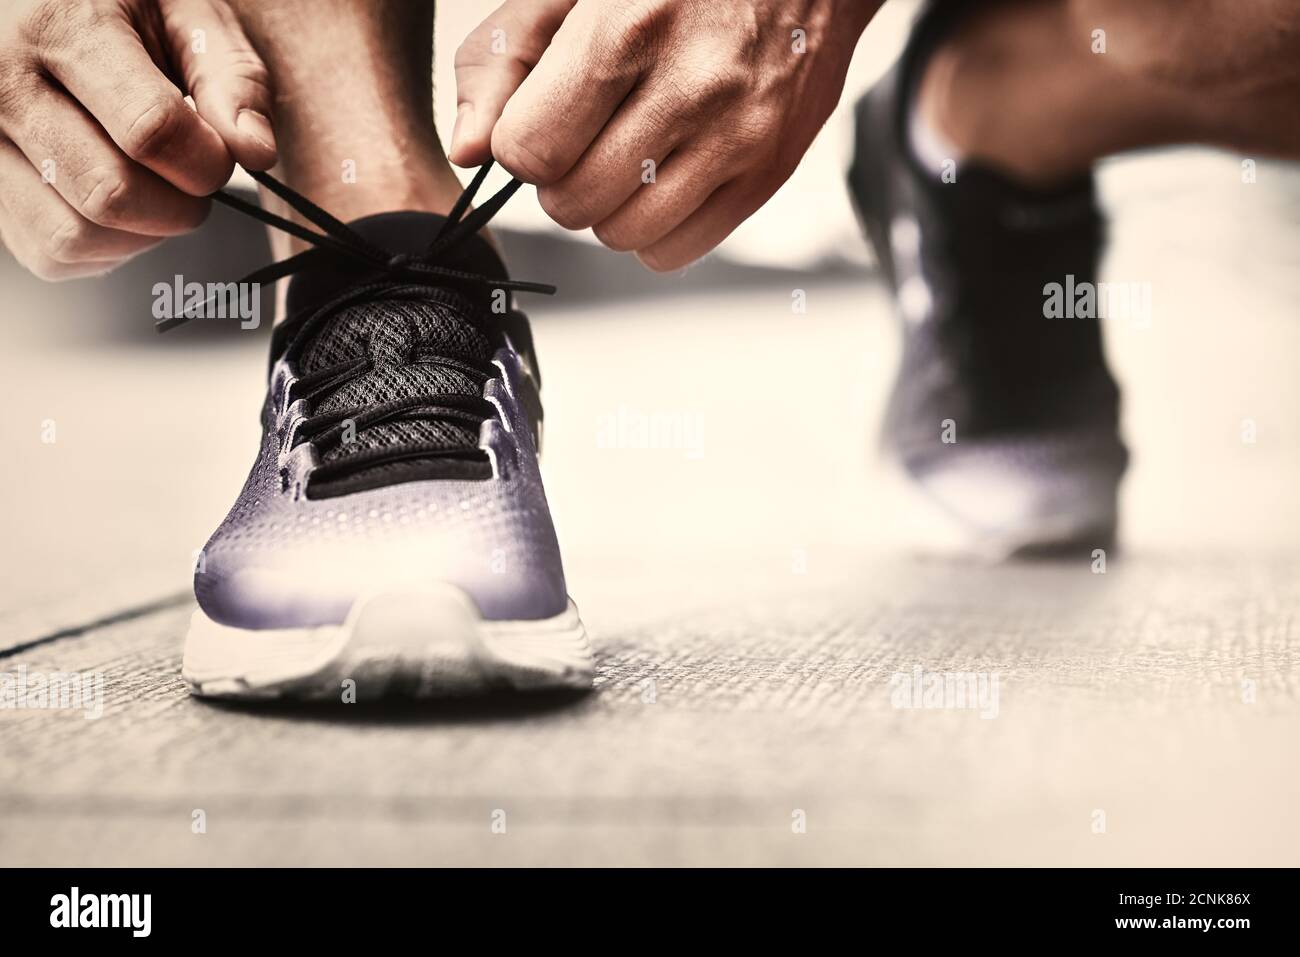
[298,292,493,373]
[286,211,507,471]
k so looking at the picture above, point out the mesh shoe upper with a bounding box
[300,296,493,462]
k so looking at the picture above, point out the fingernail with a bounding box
[236,110,277,153]
[450,103,475,159]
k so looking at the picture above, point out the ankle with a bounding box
[263,148,469,259]
[914,8,1096,187]
[276,154,465,219]
[914,1,1208,188]
[227,0,467,253]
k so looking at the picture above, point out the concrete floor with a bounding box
[2,151,1299,866]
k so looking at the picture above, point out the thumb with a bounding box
[449,0,576,168]
[164,0,277,171]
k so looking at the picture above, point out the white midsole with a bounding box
[182,584,593,698]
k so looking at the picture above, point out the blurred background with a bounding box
[2,1,1299,866]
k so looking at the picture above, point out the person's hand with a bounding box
[0,0,275,280]
[451,0,875,271]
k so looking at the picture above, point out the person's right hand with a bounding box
[0,0,276,280]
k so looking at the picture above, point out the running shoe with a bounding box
[847,0,1129,558]
[169,165,593,698]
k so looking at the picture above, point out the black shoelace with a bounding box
[159,162,554,494]
[156,160,552,333]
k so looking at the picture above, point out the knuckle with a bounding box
[717,111,780,159]
[0,36,41,117]
[455,17,539,71]
[459,16,503,56]
[452,37,472,69]
[685,66,746,108]
[26,254,64,281]
[592,218,637,253]
[122,95,187,161]
[453,34,484,71]
[696,127,776,179]
[536,185,597,231]
[493,120,566,184]
[76,167,131,225]
[598,2,661,67]
[44,214,91,263]
[226,49,272,98]
[636,247,678,273]
[0,66,32,119]
[24,1,111,76]
[688,139,739,178]
[16,0,78,47]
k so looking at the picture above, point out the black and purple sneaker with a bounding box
[174,167,592,698]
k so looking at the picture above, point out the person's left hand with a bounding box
[450,0,876,271]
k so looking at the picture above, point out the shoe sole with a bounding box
[182,584,594,700]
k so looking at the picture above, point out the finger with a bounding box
[0,138,164,280]
[449,0,576,168]
[0,79,210,236]
[636,177,771,273]
[490,6,640,184]
[535,80,690,231]
[38,11,233,195]
[163,0,277,170]
[590,144,731,252]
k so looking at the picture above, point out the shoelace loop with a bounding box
[154,161,553,333]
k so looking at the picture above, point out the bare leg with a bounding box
[918,0,1300,186]
[227,0,466,258]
